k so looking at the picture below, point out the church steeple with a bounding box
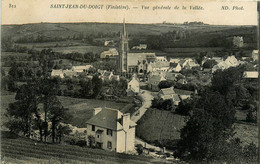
[123,18,127,37]
[118,19,129,73]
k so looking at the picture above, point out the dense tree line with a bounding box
[5,78,72,143]
[175,65,258,162]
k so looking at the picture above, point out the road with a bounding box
[131,89,153,123]
[131,89,174,155]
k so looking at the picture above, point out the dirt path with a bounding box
[131,90,153,123]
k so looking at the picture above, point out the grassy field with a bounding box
[234,123,258,147]
[0,92,128,129]
[51,45,108,54]
[136,109,186,142]
[1,131,165,164]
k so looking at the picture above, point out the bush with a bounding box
[136,144,144,155]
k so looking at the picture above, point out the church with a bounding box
[118,20,156,74]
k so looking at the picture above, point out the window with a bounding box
[107,129,112,136]
[107,141,112,149]
[92,125,95,131]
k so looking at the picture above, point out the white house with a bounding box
[100,48,119,59]
[170,58,180,64]
[252,50,259,61]
[127,74,140,96]
[243,71,258,79]
[233,36,243,47]
[51,69,64,78]
[169,63,182,72]
[86,108,136,153]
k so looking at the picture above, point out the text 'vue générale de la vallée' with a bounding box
[49,4,205,10]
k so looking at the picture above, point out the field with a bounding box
[234,123,258,147]
[0,92,128,128]
[1,131,165,164]
[51,45,108,54]
[136,109,186,142]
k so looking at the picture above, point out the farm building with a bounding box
[86,108,136,153]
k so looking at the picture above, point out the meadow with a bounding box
[0,92,128,128]
[136,109,186,142]
[1,131,165,164]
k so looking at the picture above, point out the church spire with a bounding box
[123,18,127,37]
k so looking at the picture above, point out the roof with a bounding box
[172,94,181,102]
[160,87,175,95]
[148,75,163,84]
[127,53,156,66]
[174,89,194,95]
[86,108,136,130]
[170,63,179,68]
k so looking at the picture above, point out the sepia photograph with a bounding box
[1,0,259,163]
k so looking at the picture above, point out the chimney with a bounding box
[93,108,102,116]
[122,113,130,130]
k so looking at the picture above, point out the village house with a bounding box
[156,56,168,62]
[100,48,119,59]
[169,63,182,72]
[212,56,243,73]
[100,71,120,81]
[174,89,194,101]
[170,58,180,64]
[233,36,244,47]
[252,50,259,61]
[86,107,136,153]
[104,40,114,46]
[147,73,166,91]
[158,87,181,105]
[243,71,258,79]
[127,74,140,96]
[51,69,64,78]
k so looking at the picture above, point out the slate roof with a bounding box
[174,89,193,95]
[160,87,175,95]
[127,53,156,66]
[172,94,181,102]
[86,108,136,131]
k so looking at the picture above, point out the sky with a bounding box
[1,0,258,25]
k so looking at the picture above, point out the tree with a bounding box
[211,66,243,95]
[136,144,144,155]
[177,90,236,161]
[158,80,174,89]
[202,59,217,68]
[92,75,103,98]
[5,81,40,138]
[56,124,72,143]
[48,97,70,143]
